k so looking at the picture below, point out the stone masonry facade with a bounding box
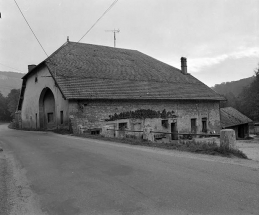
[68,99,221,134]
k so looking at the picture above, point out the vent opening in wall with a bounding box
[161,119,169,128]
[119,122,127,130]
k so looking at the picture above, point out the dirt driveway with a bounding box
[237,135,259,162]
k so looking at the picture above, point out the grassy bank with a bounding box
[9,125,247,159]
[53,129,248,159]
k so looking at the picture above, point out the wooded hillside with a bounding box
[0,71,23,96]
[212,76,255,97]
[212,67,259,122]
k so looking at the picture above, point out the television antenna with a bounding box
[105,29,120,48]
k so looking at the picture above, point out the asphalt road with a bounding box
[0,124,259,215]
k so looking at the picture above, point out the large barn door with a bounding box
[39,88,56,130]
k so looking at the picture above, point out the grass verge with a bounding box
[52,130,248,159]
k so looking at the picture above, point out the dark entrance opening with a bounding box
[191,118,197,133]
[39,88,56,130]
[238,124,245,138]
[35,113,37,129]
[171,122,178,140]
[202,117,207,132]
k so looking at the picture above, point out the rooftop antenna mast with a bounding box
[105,29,120,48]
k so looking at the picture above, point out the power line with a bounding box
[48,0,119,67]
[10,0,119,76]
[0,62,25,73]
[78,0,119,42]
[13,0,49,57]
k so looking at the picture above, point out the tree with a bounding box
[238,66,259,121]
[0,91,11,121]
[7,89,20,119]
[220,92,238,108]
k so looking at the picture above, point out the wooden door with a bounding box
[171,123,178,140]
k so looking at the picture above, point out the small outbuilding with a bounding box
[220,107,252,139]
[252,122,259,134]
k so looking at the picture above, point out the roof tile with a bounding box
[220,107,252,128]
[42,42,225,100]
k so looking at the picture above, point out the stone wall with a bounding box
[102,117,176,143]
[68,100,221,134]
[14,111,22,129]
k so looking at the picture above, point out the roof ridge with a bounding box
[68,41,139,52]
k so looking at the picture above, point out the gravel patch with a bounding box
[236,136,259,162]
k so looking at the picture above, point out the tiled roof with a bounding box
[36,42,226,100]
[220,107,252,128]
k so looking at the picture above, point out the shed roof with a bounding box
[24,42,225,100]
[220,107,252,128]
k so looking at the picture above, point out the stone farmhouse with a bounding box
[16,41,225,139]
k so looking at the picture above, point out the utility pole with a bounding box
[105,29,120,48]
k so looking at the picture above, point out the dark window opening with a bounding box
[47,113,54,123]
[161,119,169,128]
[191,118,197,133]
[60,111,63,124]
[36,113,37,128]
[35,76,38,83]
[91,129,101,135]
[202,117,207,132]
[119,122,127,130]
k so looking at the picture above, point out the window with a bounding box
[60,111,63,124]
[35,76,38,83]
[47,113,54,123]
[161,119,169,128]
[202,118,207,132]
[119,122,127,130]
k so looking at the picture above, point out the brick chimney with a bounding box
[181,57,187,74]
[28,64,36,72]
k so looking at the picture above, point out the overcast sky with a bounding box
[0,0,258,86]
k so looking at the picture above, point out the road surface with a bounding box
[0,123,258,215]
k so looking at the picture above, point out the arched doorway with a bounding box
[39,88,56,130]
